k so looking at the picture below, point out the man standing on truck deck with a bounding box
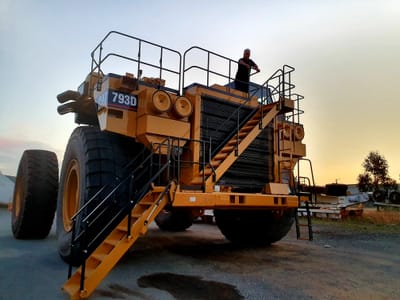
[234,48,260,94]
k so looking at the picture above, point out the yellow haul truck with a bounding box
[11,31,314,299]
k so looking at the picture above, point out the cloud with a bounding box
[0,137,58,176]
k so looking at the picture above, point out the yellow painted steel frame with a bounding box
[172,189,298,209]
[93,73,192,150]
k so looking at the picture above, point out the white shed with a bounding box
[0,171,15,206]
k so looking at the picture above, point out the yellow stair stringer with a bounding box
[205,103,280,187]
[62,183,174,300]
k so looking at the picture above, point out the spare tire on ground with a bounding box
[11,150,59,239]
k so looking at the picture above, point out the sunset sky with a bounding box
[1,0,399,186]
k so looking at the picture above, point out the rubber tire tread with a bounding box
[155,208,193,231]
[214,209,295,246]
[12,150,59,239]
[56,126,141,264]
[389,191,400,204]
[373,190,385,202]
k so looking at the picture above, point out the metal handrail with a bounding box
[183,46,239,89]
[296,158,317,205]
[68,137,177,281]
[89,30,182,95]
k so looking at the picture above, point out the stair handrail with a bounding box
[83,159,171,250]
[69,137,175,267]
[70,144,151,221]
[296,158,317,205]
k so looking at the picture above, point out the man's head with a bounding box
[243,48,251,59]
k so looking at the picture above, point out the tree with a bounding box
[358,151,397,192]
[357,173,373,192]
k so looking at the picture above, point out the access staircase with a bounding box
[191,100,290,187]
[62,140,175,299]
[63,182,174,299]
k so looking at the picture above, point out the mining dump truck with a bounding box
[11,31,313,299]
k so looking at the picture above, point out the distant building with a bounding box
[0,171,15,205]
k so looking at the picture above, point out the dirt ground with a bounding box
[91,208,400,300]
[1,206,399,299]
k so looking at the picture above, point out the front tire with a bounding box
[56,126,141,264]
[11,150,58,239]
[214,209,295,246]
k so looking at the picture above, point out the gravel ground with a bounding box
[0,207,399,300]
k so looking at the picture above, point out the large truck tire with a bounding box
[56,126,142,264]
[214,209,295,245]
[372,190,385,202]
[155,208,193,231]
[11,150,58,239]
[389,191,400,204]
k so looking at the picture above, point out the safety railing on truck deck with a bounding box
[182,46,240,92]
[89,30,182,95]
[183,46,303,156]
[287,93,304,125]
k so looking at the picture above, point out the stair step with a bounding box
[116,225,129,232]
[209,160,221,168]
[241,125,254,132]
[77,266,96,278]
[91,253,108,263]
[139,200,155,206]
[92,245,113,257]
[131,213,143,219]
[221,146,234,153]
[200,168,213,176]
[227,140,237,146]
[103,238,120,247]
[190,177,204,185]
[214,153,228,160]
[247,119,260,126]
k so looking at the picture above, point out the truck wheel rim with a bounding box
[63,159,80,232]
[13,176,23,217]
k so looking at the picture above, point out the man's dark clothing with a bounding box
[234,58,256,93]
